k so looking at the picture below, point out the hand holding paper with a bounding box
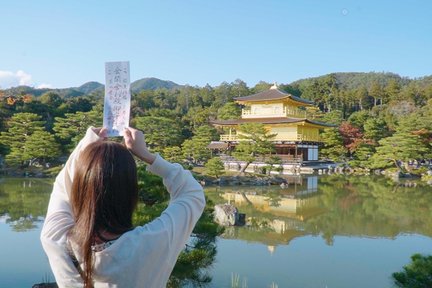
[124,127,156,164]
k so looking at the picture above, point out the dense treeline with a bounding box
[0,79,253,168]
[302,73,432,172]
[1,72,432,174]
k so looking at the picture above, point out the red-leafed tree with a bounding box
[338,122,364,155]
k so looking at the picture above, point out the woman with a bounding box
[40,127,206,287]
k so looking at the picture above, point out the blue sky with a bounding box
[0,0,431,89]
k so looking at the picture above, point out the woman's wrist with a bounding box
[137,151,156,165]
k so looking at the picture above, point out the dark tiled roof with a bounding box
[234,89,313,105]
[207,142,229,149]
[307,119,337,127]
[210,117,335,127]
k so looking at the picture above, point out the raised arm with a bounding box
[124,127,206,263]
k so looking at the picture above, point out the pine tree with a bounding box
[369,131,429,170]
[161,146,184,164]
[205,157,225,178]
[53,108,102,150]
[363,117,390,143]
[0,113,58,167]
[24,131,61,166]
[217,102,241,120]
[232,123,276,173]
[319,128,346,161]
[181,125,218,164]
[369,80,383,106]
[349,143,375,168]
[134,116,184,152]
[393,254,432,287]
[384,79,401,103]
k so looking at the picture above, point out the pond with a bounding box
[206,175,432,288]
[0,178,54,287]
[0,176,431,287]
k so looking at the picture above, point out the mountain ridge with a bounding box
[2,73,431,98]
[2,77,182,98]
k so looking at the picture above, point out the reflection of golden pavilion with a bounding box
[221,192,324,221]
[271,219,288,233]
[220,175,323,221]
[212,176,326,248]
[218,188,326,248]
[267,245,275,255]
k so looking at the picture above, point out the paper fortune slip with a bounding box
[103,61,131,137]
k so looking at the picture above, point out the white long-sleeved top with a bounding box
[40,128,206,287]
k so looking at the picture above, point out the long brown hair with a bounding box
[70,141,138,287]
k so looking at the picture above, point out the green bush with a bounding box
[204,157,225,178]
[393,254,432,287]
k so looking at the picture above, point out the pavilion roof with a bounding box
[207,141,229,149]
[234,86,314,106]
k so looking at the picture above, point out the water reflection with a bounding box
[0,178,52,231]
[206,175,432,249]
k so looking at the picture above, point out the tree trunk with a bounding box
[238,161,251,175]
[393,159,404,171]
[240,193,254,205]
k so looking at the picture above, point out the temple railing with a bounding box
[241,107,308,119]
[220,154,303,163]
[220,134,321,142]
[284,107,307,118]
[220,134,239,141]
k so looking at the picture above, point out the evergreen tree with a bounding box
[232,123,276,173]
[349,143,375,168]
[353,86,372,110]
[230,79,250,98]
[134,116,184,152]
[384,79,401,103]
[252,81,271,93]
[400,81,426,106]
[181,125,218,164]
[319,128,346,161]
[161,146,184,165]
[393,254,432,288]
[24,130,61,166]
[363,117,390,143]
[369,80,384,106]
[205,157,225,178]
[319,110,344,125]
[217,102,241,120]
[183,107,215,131]
[39,91,62,107]
[264,155,283,175]
[0,113,56,167]
[53,108,102,151]
[369,130,429,170]
[347,110,370,129]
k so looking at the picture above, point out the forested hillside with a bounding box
[1,72,431,175]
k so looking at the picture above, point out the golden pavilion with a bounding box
[210,84,333,162]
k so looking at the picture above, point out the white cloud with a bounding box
[37,83,53,89]
[0,215,8,223]
[0,70,33,89]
